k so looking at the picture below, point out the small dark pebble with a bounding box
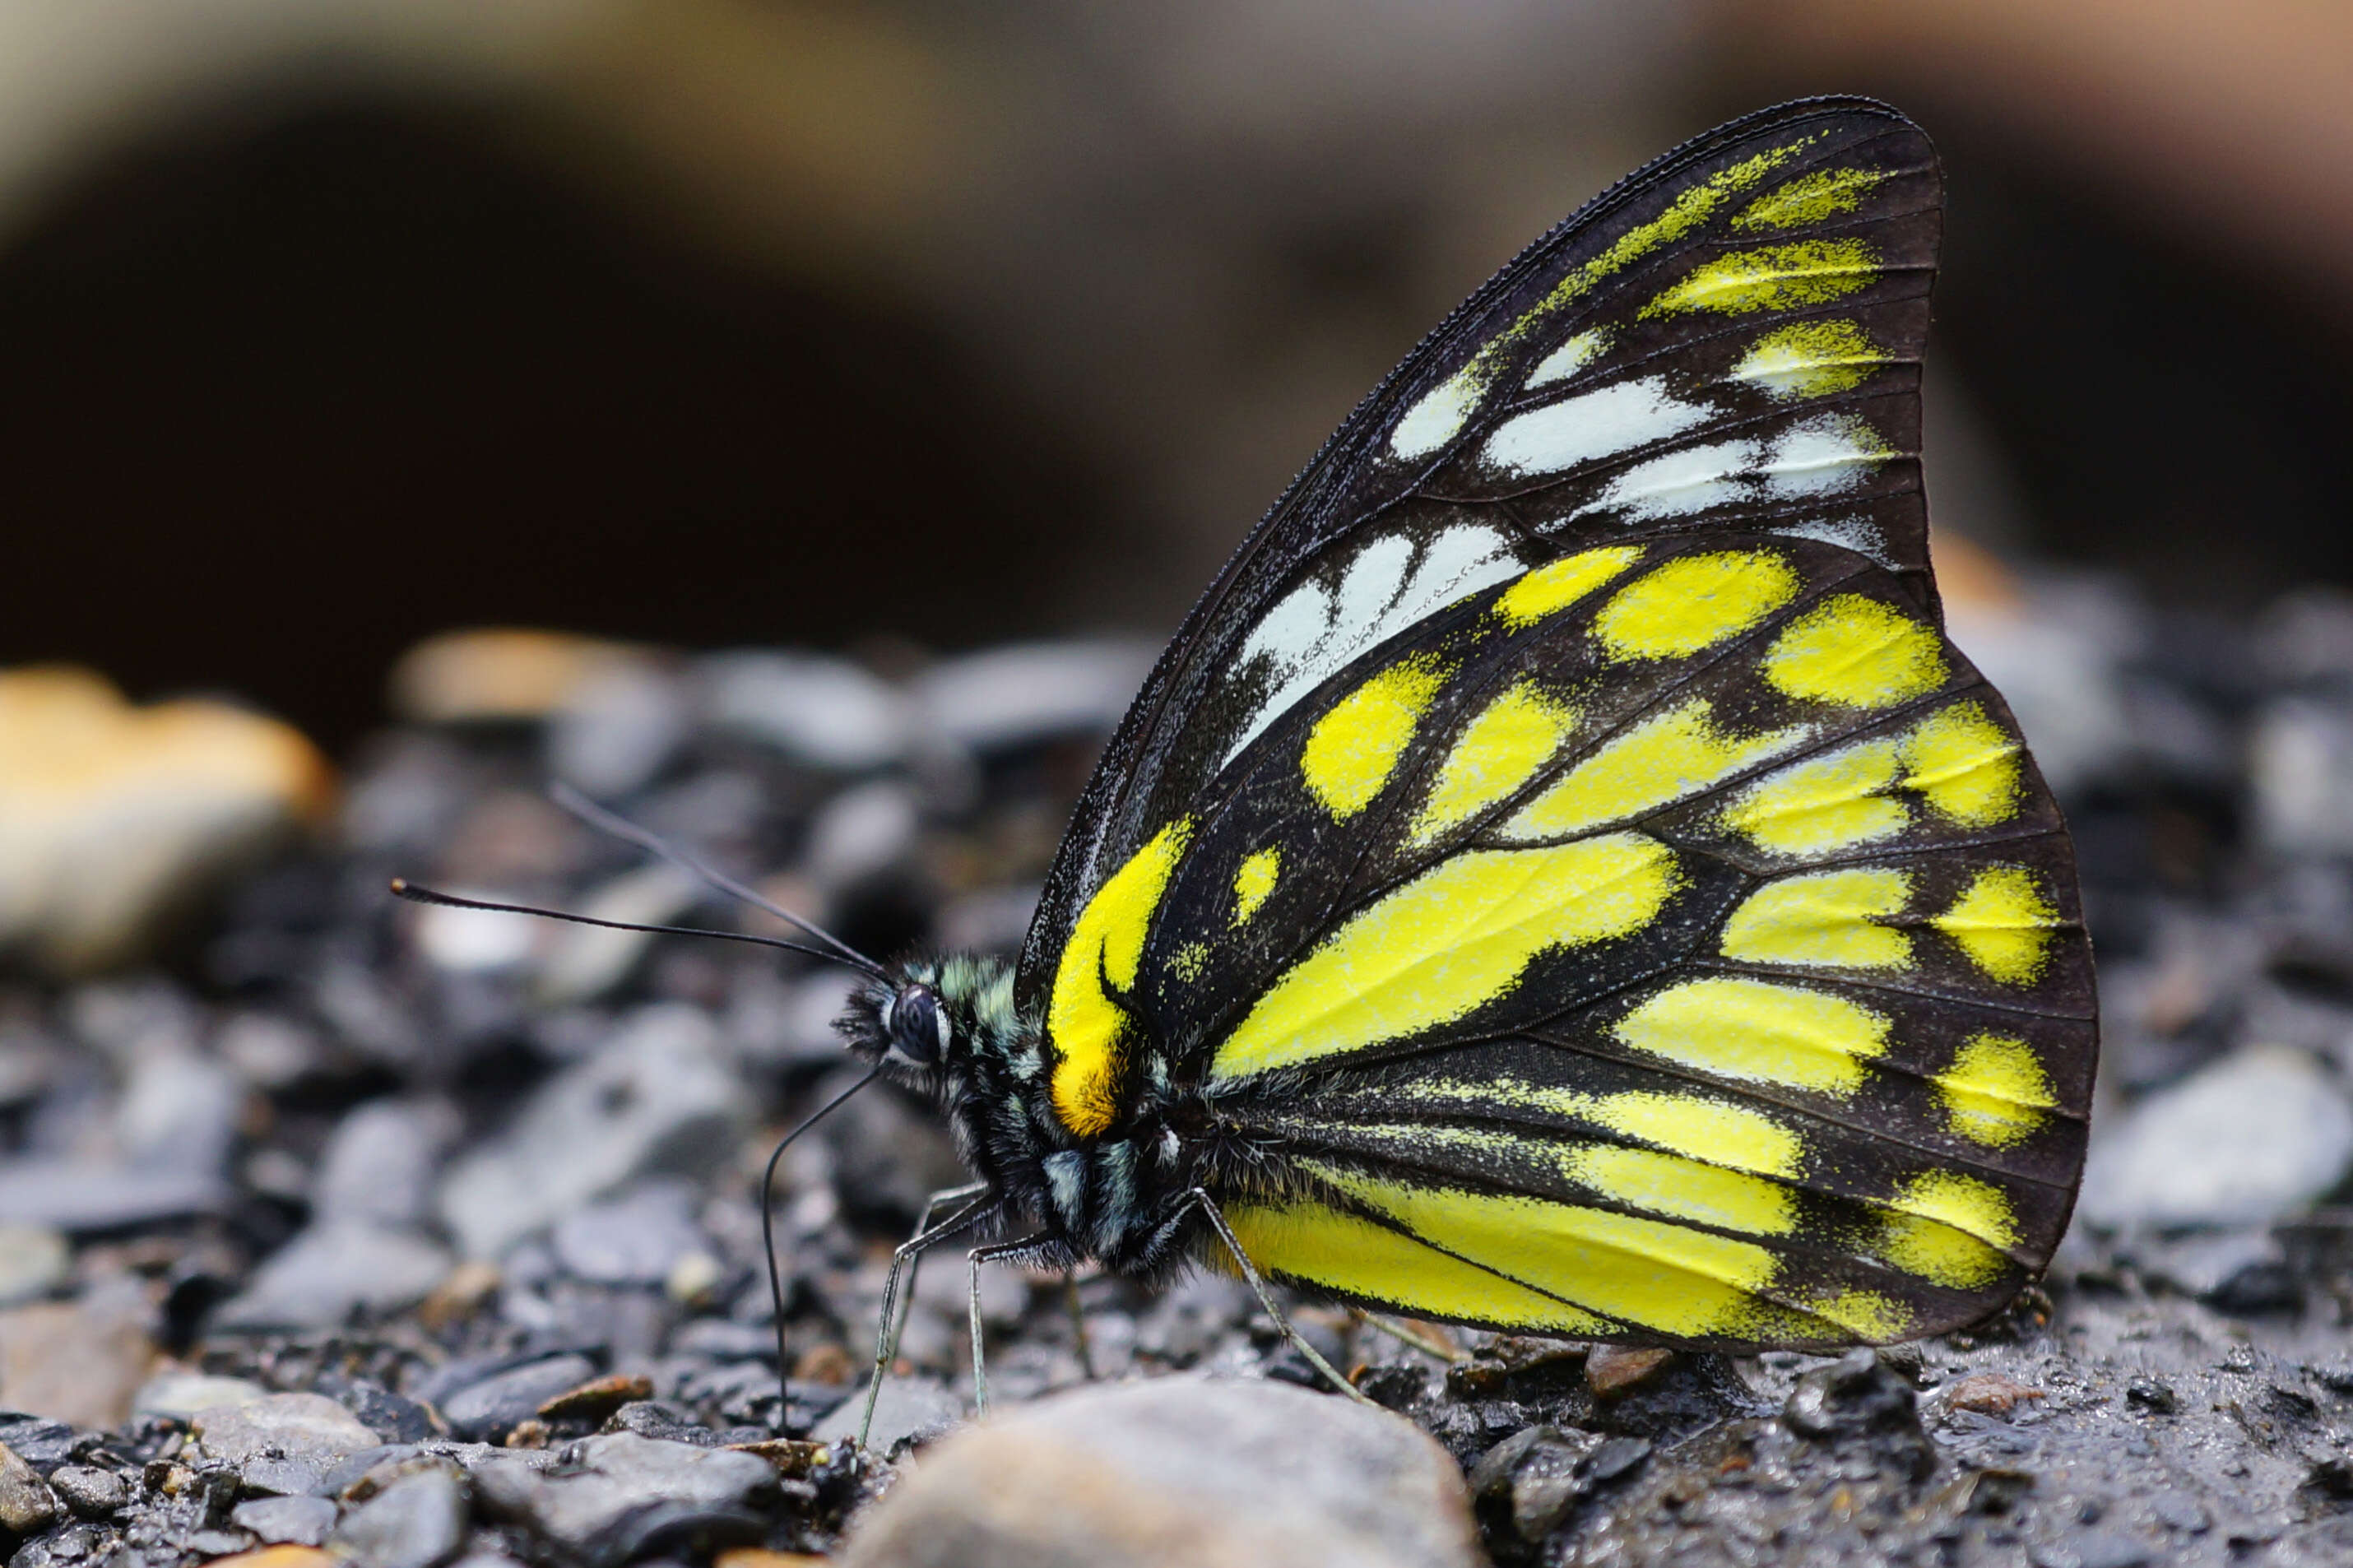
[437,1355,599,1443]
[0,1419,75,1477]
[2125,1377,2179,1415]
[44,1467,124,1520]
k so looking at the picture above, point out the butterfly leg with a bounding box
[857,1183,996,1449]
[1183,1187,1376,1408]
[967,1233,1059,1418]
[1064,1271,1098,1381]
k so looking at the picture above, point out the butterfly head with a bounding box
[834,953,1022,1096]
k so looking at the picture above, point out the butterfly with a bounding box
[410,95,2094,1443]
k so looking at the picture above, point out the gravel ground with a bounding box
[4,572,2353,1566]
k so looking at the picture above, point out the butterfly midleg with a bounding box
[967,1233,1058,1417]
[1064,1272,1098,1380]
[1183,1186,1377,1407]
[858,1182,996,1448]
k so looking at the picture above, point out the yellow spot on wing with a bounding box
[1935,1032,2058,1148]
[1810,1289,1913,1340]
[1210,834,1682,1081]
[1566,1144,1796,1236]
[1931,866,2061,985]
[1730,320,1887,400]
[1493,546,1645,629]
[1879,1170,2017,1287]
[1721,867,1913,971]
[1047,819,1190,1136]
[1615,977,1890,1096]
[1763,595,1947,709]
[1232,847,1281,925]
[1898,703,2022,827]
[1593,550,1801,661]
[1641,239,1880,318]
[1721,739,1906,856]
[1224,1199,1609,1334]
[1301,656,1450,820]
[1732,167,1889,231]
[1390,1079,1803,1179]
[1411,680,1578,846]
[1312,1162,1782,1338]
[1503,698,1807,842]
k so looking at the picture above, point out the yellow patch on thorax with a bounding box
[1493,547,1645,629]
[1232,847,1281,925]
[1720,738,1906,856]
[1614,977,1890,1096]
[1732,167,1888,231]
[1934,1032,2058,1148]
[1301,655,1450,820]
[1762,595,1947,709]
[1729,319,1887,400]
[1877,1170,2017,1287]
[1931,866,2061,984]
[1502,698,1807,842]
[1410,680,1578,846]
[1209,834,1682,1081]
[1720,866,1913,971]
[1641,239,1880,318]
[1898,703,2022,827]
[1593,550,1800,661]
[1046,819,1191,1136]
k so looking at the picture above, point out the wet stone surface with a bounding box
[0,598,2351,1563]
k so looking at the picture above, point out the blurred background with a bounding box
[0,0,2346,1478]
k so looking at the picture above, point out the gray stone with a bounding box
[313,1100,459,1228]
[211,1221,453,1331]
[0,1415,75,1473]
[2079,1045,2353,1227]
[2252,697,2353,854]
[699,651,910,771]
[132,1371,266,1420]
[550,1181,703,1286]
[839,1378,1479,1568]
[0,1161,227,1232]
[814,1377,963,1454]
[114,1045,240,1177]
[548,662,690,799]
[471,1432,772,1555]
[190,1392,380,1467]
[231,1493,338,1546]
[531,865,698,1007]
[0,1227,66,1307]
[911,639,1156,753]
[436,1004,745,1259]
[0,1442,57,1536]
[805,780,919,888]
[436,1354,596,1443]
[44,1465,124,1519]
[332,1467,469,1568]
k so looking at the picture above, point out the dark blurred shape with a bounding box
[0,92,1102,752]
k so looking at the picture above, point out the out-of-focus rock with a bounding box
[550,1180,704,1287]
[211,1220,453,1332]
[803,781,919,889]
[699,652,910,772]
[0,1284,155,1430]
[839,1378,1479,1568]
[909,640,1156,753]
[313,1100,459,1230]
[2080,1045,2353,1227]
[471,1433,773,1557]
[437,1004,745,1259]
[332,1467,470,1568]
[1943,572,2138,798]
[0,666,331,973]
[2249,697,2353,854]
[811,1378,961,1455]
[548,661,690,799]
[0,1227,66,1307]
[233,1494,339,1547]
[388,631,653,726]
[133,1371,267,1420]
[438,1354,599,1444]
[532,864,700,1006]
[190,1393,379,1467]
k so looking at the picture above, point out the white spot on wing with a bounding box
[1555,414,1895,526]
[1523,329,1610,391]
[1586,437,1763,521]
[1481,375,1711,480]
[1760,415,1892,499]
[1771,516,1893,568]
[1390,367,1483,461]
[1223,524,1519,768]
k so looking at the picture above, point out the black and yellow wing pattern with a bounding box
[1016,99,2092,1350]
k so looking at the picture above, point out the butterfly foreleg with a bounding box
[1181,1186,1376,1408]
[966,1233,1061,1418]
[858,1182,997,1449]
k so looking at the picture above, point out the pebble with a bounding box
[313,1100,459,1229]
[0,1226,67,1306]
[132,1371,267,1419]
[0,1442,56,1535]
[802,781,919,889]
[811,1378,962,1454]
[1944,1373,2047,1417]
[0,1160,229,1232]
[2078,1045,2353,1227]
[548,661,691,799]
[908,639,1157,753]
[211,1222,454,1332]
[531,865,699,1006]
[550,1181,705,1287]
[192,1393,381,1467]
[46,1464,125,1519]
[436,1005,745,1259]
[840,1378,1478,1568]
[332,1468,469,1568]
[0,1416,72,1473]
[232,1494,339,1546]
[698,652,910,772]
[388,631,649,725]
[1585,1346,1673,1397]
[2250,697,2353,853]
[536,1373,655,1424]
[0,666,331,973]
[0,1286,156,1430]
[438,1355,599,1444]
[470,1433,774,1557]
[203,1549,338,1568]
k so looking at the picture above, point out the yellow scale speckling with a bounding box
[1209,834,1682,1081]
[1593,550,1801,661]
[1047,818,1191,1136]
[1615,977,1890,1096]
[1390,1078,1803,1179]
[1232,847,1281,925]
[1493,546,1645,629]
[1502,698,1808,842]
[1878,1170,2018,1288]
[1223,1199,1610,1334]
[1301,655,1450,820]
[1641,239,1880,318]
[1809,1290,1914,1340]
[1720,738,1907,856]
[1763,594,1947,709]
[1721,866,1914,971]
[1308,1161,1784,1339]
[1729,319,1887,400]
[1733,167,1889,230]
[1898,703,2022,827]
[1935,1032,2058,1148]
[1410,680,1580,847]
[1931,866,2061,985]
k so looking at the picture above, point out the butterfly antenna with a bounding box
[761,1067,883,1423]
[387,879,857,969]
[548,782,889,981]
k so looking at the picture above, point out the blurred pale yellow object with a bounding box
[388,629,653,723]
[0,667,332,974]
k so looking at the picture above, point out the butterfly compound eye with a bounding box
[889,985,948,1065]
